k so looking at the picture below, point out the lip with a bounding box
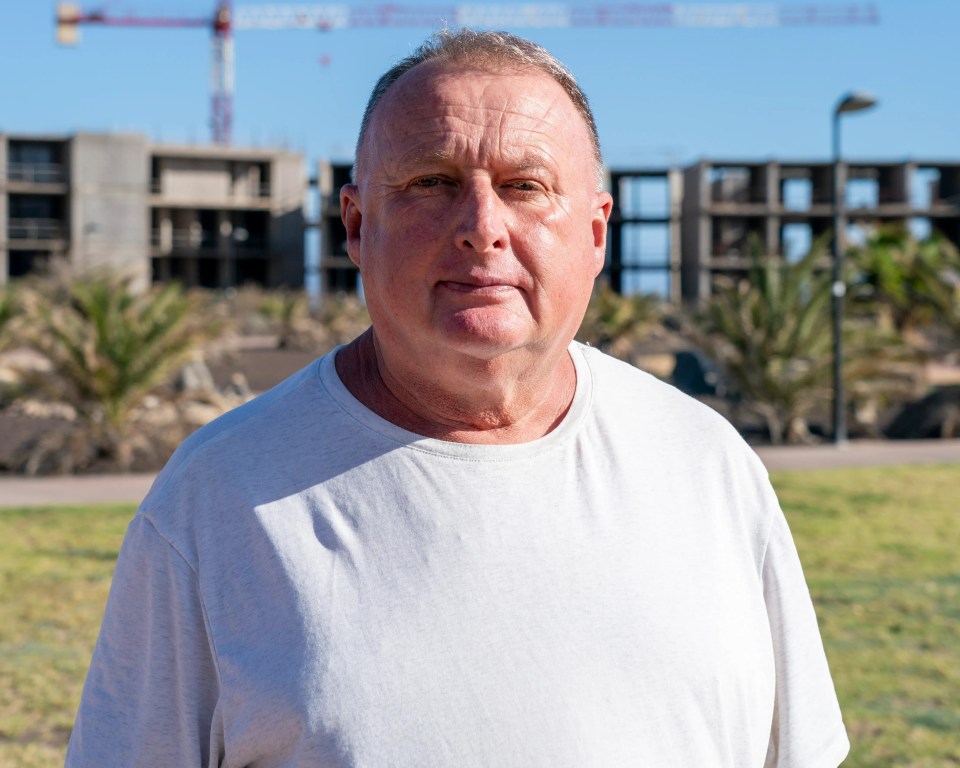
[436,277,520,296]
[439,279,512,290]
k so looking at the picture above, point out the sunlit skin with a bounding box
[337,61,612,443]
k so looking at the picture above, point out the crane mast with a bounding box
[211,3,234,145]
[55,2,879,145]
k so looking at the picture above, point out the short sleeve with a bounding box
[66,514,222,768]
[762,507,850,768]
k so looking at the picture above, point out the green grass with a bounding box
[0,504,133,768]
[773,465,960,767]
[1,465,958,766]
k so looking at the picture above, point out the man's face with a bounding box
[341,62,612,366]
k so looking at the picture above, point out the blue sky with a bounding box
[2,1,957,168]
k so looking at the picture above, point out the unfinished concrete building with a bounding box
[315,159,357,294]
[606,168,684,302]
[0,132,150,287]
[681,159,960,301]
[150,144,304,288]
[0,131,305,289]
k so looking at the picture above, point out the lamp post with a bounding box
[831,91,877,445]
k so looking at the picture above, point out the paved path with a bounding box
[754,438,960,472]
[0,473,157,508]
[1,439,958,508]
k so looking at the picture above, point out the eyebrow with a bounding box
[400,148,557,175]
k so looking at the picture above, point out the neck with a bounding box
[334,329,577,444]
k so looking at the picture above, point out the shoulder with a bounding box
[574,342,775,529]
[152,357,325,490]
[575,342,749,452]
[134,356,337,554]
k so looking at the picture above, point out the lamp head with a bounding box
[835,91,878,116]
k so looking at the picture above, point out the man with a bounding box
[67,29,849,767]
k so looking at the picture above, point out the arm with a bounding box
[66,514,221,767]
[762,507,850,768]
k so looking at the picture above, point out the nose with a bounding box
[454,180,508,254]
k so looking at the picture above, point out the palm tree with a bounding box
[694,236,923,443]
[694,239,834,444]
[314,291,372,349]
[0,286,17,351]
[17,271,217,473]
[576,282,661,357]
[849,226,960,337]
[0,286,22,408]
[259,289,307,349]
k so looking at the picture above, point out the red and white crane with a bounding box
[55,2,880,145]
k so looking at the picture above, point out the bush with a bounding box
[13,271,220,473]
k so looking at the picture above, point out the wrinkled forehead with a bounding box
[357,61,588,176]
[376,58,545,115]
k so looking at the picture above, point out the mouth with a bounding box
[436,278,519,297]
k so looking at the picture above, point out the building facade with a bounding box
[681,159,960,301]
[315,159,357,294]
[0,132,304,290]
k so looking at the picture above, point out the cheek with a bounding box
[361,217,421,271]
[528,225,599,318]
[368,201,448,250]
[526,213,597,278]
[359,220,443,314]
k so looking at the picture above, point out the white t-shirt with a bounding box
[67,343,849,767]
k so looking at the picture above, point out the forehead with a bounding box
[360,62,593,175]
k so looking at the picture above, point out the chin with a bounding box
[432,314,535,360]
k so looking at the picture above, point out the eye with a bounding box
[411,176,445,188]
[504,179,546,194]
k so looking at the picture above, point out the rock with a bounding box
[11,399,77,421]
[0,348,51,373]
[180,401,225,427]
[225,372,253,400]
[177,358,216,393]
[885,386,960,439]
[672,350,727,398]
[635,353,676,380]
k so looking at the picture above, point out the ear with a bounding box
[590,191,614,277]
[340,183,363,268]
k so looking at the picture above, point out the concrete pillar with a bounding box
[668,168,683,303]
[159,209,173,252]
[765,161,780,257]
[0,137,7,286]
[681,161,709,302]
[218,210,232,287]
[69,132,150,290]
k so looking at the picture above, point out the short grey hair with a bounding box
[355,28,604,188]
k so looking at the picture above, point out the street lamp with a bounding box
[831,91,878,445]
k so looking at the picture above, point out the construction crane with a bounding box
[55,2,880,145]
